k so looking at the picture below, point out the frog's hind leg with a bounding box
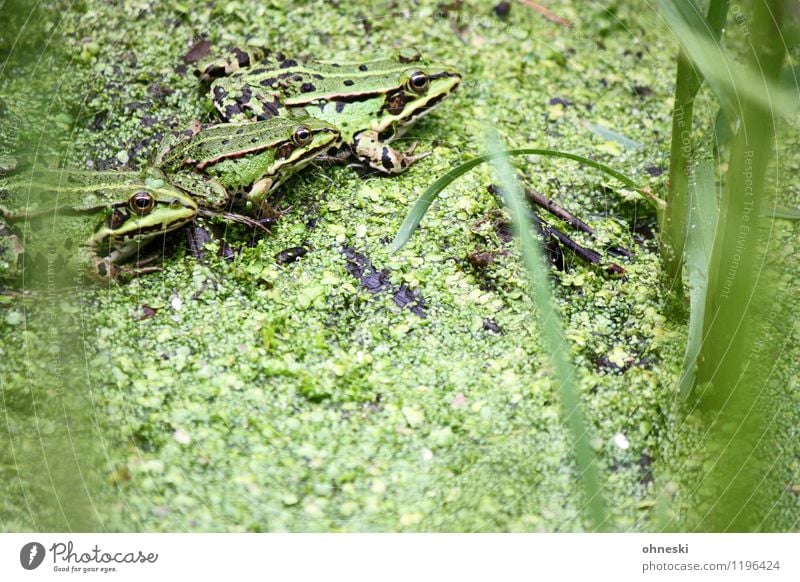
[169,172,232,212]
[194,45,270,81]
[353,130,430,175]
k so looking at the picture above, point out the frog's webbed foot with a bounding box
[86,249,163,284]
[353,131,431,175]
[88,257,161,284]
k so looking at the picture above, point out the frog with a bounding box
[196,47,461,175]
[0,116,340,283]
[154,115,340,215]
[0,169,198,283]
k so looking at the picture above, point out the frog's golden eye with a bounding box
[406,71,429,94]
[129,191,155,216]
[292,125,312,146]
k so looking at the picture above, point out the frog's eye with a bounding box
[406,71,429,94]
[292,125,312,146]
[129,191,155,216]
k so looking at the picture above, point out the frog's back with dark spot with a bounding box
[208,51,433,120]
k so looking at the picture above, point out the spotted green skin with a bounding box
[156,116,339,211]
[1,169,197,283]
[198,48,461,174]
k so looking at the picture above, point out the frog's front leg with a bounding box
[244,178,285,220]
[352,130,430,175]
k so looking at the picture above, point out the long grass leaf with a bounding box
[487,132,610,531]
[392,148,652,252]
[770,206,800,220]
[678,158,717,398]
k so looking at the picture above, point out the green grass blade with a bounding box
[486,132,610,531]
[656,0,799,119]
[769,206,800,220]
[678,158,717,398]
[392,148,652,252]
[581,121,643,150]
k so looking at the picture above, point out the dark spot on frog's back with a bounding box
[260,101,281,118]
[358,64,368,71]
[335,101,346,113]
[259,77,277,87]
[300,83,316,93]
[380,147,393,171]
[239,85,252,104]
[225,104,242,119]
[343,79,354,87]
[232,47,251,67]
[280,59,298,68]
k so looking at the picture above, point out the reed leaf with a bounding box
[677,158,717,398]
[656,0,798,120]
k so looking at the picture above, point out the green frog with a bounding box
[1,116,340,283]
[197,47,461,175]
[0,169,197,283]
